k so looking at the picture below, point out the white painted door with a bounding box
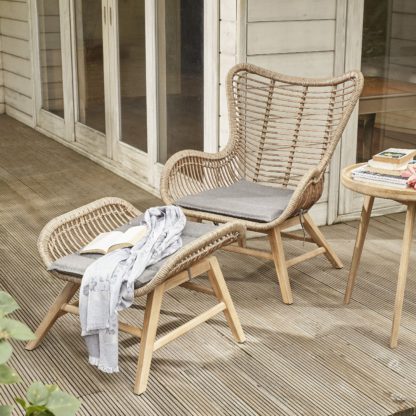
[32,0,74,141]
[33,0,219,191]
[110,0,218,189]
[70,0,110,157]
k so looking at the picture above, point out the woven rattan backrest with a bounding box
[226,64,363,189]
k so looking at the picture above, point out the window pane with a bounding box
[119,0,147,152]
[357,0,416,162]
[74,0,106,133]
[158,0,204,163]
[38,0,64,118]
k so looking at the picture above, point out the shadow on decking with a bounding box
[0,115,415,416]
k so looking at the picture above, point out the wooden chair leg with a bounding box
[207,257,245,343]
[134,284,165,395]
[268,227,293,305]
[25,282,79,351]
[390,203,416,348]
[302,212,343,269]
[344,196,374,304]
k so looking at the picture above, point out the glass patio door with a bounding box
[339,0,416,217]
[157,0,205,164]
[34,0,217,189]
[71,0,109,157]
[35,0,74,140]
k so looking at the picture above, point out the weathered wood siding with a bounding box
[0,27,4,114]
[218,0,238,149]
[218,0,341,149]
[218,0,344,223]
[247,0,337,78]
[0,0,33,125]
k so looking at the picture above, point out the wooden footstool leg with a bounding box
[134,284,164,395]
[26,282,79,351]
[390,203,416,348]
[207,257,245,343]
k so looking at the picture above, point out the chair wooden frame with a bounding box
[161,63,364,304]
[26,197,245,395]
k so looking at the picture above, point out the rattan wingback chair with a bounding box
[161,63,364,305]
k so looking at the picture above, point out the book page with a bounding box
[80,231,124,254]
[109,226,148,251]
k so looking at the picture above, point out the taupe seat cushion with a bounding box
[48,218,217,289]
[176,179,294,223]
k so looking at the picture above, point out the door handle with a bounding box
[109,6,112,25]
[103,5,107,24]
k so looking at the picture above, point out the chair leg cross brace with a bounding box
[223,213,343,305]
[25,256,245,395]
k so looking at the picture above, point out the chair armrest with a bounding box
[160,149,241,204]
[38,197,140,268]
[135,221,245,296]
[274,167,325,225]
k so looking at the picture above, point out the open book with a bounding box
[80,225,148,255]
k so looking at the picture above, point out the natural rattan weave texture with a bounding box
[161,63,364,230]
[160,64,364,304]
[33,197,246,394]
[37,197,245,297]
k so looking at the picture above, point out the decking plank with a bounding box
[1,115,415,415]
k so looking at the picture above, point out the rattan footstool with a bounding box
[26,197,246,395]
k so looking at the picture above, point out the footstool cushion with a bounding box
[48,219,218,288]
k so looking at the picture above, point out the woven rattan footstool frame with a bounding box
[26,197,246,395]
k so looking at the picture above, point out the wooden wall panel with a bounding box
[0,49,4,113]
[248,0,336,22]
[3,53,31,78]
[248,51,335,78]
[243,0,341,207]
[247,20,335,55]
[0,0,33,122]
[219,0,238,149]
[0,1,28,21]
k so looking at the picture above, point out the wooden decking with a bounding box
[0,114,415,415]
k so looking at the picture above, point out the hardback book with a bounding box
[372,148,416,165]
[367,158,409,171]
[351,166,408,189]
[366,166,403,177]
[352,176,408,189]
[80,225,148,255]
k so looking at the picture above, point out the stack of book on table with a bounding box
[352,148,416,189]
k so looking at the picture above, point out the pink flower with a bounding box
[401,165,416,189]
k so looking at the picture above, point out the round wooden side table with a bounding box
[341,163,416,348]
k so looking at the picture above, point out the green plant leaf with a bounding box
[0,318,35,341]
[14,397,27,409]
[0,292,19,318]
[25,404,50,416]
[46,391,80,416]
[27,382,50,406]
[0,342,12,364]
[0,405,13,416]
[0,364,21,384]
[45,385,60,395]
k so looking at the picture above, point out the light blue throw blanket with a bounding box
[79,205,186,373]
